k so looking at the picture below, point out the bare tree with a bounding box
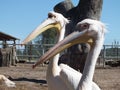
[54,0,103,72]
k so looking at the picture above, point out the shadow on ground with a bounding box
[9,77,47,85]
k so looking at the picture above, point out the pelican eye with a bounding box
[80,23,89,29]
[48,13,56,18]
[76,23,90,32]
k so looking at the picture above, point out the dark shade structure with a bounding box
[0,31,19,67]
[0,31,19,41]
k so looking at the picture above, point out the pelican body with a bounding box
[22,11,70,90]
[32,19,106,90]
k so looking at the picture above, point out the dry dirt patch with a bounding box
[0,63,119,90]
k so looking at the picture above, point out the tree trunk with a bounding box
[54,0,103,73]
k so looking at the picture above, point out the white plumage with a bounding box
[0,75,16,87]
[27,12,105,89]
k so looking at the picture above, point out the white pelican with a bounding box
[0,75,16,87]
[22,11,70,90]
[32,19,106,90]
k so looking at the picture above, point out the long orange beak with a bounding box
[22,18,61,44]
[33,30,93,68]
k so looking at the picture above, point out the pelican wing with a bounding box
[59,64,100,90]
[60,64,81,90]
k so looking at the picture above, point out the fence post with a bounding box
[28,44,32,62]
[103,45,106,68]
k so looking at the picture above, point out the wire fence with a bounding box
[101,45,120,67]
[16,44,54,62]
[0,43,120,67]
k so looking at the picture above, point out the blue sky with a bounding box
[0,0,120,44]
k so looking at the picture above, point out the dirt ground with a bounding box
[0,63,120,90]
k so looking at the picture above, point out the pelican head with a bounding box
[22,11,69,44]
[32,19,106,68]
